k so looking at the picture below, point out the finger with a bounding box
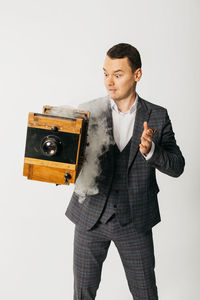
[141,131,152,142]
[142,129,153,138]
[142,127,155,139]
[143,121,149,131]
[147,128,157,135]
[141,136,151,148]
[139,143,148,152]
[142,134,152,143]
[143,129,153,139]
[146,128,154,135]
[139,138,151,155]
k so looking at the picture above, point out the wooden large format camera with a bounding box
[23,106,90,185]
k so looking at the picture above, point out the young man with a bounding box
[65,43,185,300]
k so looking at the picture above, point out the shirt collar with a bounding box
[110,93,138,114]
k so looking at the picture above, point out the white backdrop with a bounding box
[0,0,199,299]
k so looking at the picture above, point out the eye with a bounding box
[104,73,108,77]
[115,74,121,78]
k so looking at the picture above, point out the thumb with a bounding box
[143,121,149,131]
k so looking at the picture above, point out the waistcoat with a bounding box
[98,139,132,226]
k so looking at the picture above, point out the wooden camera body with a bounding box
[23,106,90,185]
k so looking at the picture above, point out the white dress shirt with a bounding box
[110,94,155,159]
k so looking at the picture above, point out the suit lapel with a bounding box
[105,97,115,167]
[128,97,152,170]
[106,97,114,141]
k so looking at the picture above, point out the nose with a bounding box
[107,75,114,86]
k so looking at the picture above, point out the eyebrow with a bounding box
[103,68,124,73]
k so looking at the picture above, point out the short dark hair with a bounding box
[107,43,142,73]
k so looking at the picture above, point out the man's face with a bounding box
[103,55,141,101]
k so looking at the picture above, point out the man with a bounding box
[65,43,185,300]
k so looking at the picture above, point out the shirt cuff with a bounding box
[143,141,155,160]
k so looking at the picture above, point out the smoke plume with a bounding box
[47,97,114,203]
[75,97,114,203]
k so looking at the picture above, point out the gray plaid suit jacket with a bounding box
[65,95,185,233]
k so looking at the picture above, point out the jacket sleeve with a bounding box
[146,110,185,177]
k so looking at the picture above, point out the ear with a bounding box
[134,68,142,82]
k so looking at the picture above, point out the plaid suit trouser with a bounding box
[73,214,159,300]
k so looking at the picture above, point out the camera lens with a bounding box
[40,135,61,157]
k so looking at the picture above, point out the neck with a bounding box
[114,92,136,113]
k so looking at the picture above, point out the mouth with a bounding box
[108,89,117,92]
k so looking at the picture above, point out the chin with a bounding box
[111,95,123,101]
[109,93,120,101]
